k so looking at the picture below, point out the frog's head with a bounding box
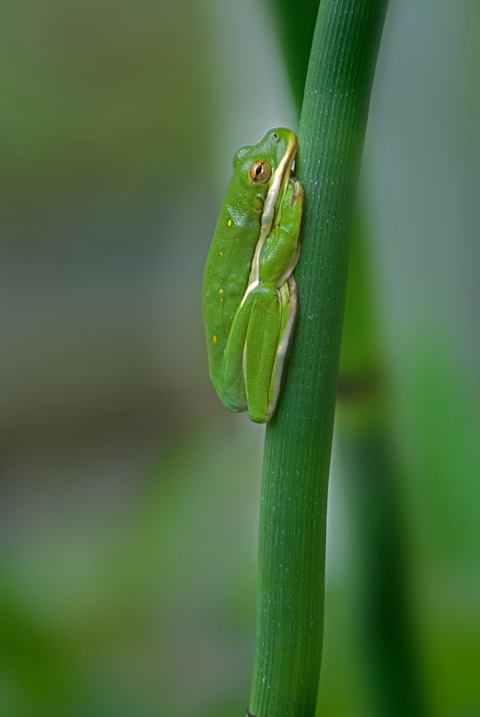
[233,128,297,194]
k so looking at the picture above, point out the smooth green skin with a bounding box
[203,128,303,423]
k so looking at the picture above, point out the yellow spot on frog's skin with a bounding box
[220,298,223,302]
[219,251,223,256]
[212,335,218,344]
[227,219,232,227]
[219,289,224,294]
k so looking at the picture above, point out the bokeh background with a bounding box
[1,1,479,716]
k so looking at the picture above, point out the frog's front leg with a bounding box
[260,178,303,287]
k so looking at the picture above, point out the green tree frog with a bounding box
[202,128,303,423]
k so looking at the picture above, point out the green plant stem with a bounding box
[337,223,427,717]
[266,0,320,112]
[248,1,388,716]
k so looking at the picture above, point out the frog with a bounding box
[202,127,303,423]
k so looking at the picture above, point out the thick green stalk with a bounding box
[272,0,425,707]
[248,2,388,716]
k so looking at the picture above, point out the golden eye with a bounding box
[249,160,272,185]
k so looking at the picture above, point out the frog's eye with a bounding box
[250,160,272,185]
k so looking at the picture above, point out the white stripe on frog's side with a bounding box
[242,135,298,305]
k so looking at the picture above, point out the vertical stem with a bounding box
[337,224,428,716]
[248,1,388,715]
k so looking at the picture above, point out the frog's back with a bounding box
[202,180,263,397]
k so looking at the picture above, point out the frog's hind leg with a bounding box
[267,275,298,417]
[243,278,296,423]
[243,284,281,423]
[221,294,255,413]
[222,277,297,422]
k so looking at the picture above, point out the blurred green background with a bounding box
[1,1,479,716]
